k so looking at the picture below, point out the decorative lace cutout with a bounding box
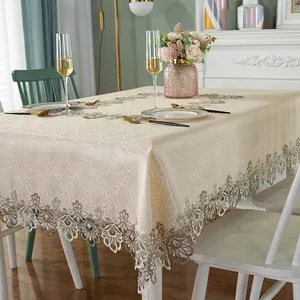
[1,138,298,293]
[190,94,244,106]
[82,113,153,121]
[47,93,244,119]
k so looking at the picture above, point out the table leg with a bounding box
[6,225,17,268]
[0,235,9,300]
[141,265,162,300]
[237,195,265,211]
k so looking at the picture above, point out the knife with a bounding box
[148,120,190,127]
[5,112,31,115]
[171,103,231,114]
[202,108,231,114]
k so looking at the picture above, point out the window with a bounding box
[0,0,26,112]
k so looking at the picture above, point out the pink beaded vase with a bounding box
[164,62,198,99]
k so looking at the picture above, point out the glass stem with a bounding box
[64,76,69,115]
[153,75,157,109]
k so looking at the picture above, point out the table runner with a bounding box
[0,86,300,292]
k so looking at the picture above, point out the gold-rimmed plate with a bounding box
[23,102,80,111]
[142,108,208,122]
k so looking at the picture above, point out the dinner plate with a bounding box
[142,108,208,121]
[23,102,80,111]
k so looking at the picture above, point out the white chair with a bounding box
[191,165,300,300]
[253,174,300,215]
[0,227,83,300]
[0,102,83,300]
[238,167,300,215]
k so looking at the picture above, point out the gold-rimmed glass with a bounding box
[146,30,162,109]
[56,33,73,115]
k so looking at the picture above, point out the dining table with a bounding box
[0,86,300,300]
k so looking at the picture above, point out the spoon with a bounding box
[35,110,50,117]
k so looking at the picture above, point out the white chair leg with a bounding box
[141,264,162,300]
[235,273,249,300]
[6,231,17,269]
[249,276,264,300]
[191,263,210,300]
[0,237,9,300]
[58,232,83,290]
[293,283,300,299]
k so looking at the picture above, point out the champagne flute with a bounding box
[56,33,73,115]
[146,30,162,110]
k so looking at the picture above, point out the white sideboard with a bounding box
[197,30,300,91]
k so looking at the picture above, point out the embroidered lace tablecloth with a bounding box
[0,86,300,292]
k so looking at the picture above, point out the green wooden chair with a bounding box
[12,67,80,105]
[11,67,100,279]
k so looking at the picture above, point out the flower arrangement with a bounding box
[160,23,216,64]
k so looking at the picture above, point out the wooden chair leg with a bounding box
[6,232,17,269]
[192,264,210,300]
[25,229,36,262]
[0,237,9,300]
[58,232,83,290]
[249,276,264,300]
[235,273,249,300]
[293,283,300,299]
[88,241,100,279]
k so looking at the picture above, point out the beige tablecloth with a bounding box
[0,86,300,291]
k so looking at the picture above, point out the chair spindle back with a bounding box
[265,166,300,265]
[12,67,80,106]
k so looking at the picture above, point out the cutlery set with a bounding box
[123,116,190,128]
[123,104,231,127]
[5,101,100,117]
[6,100,230,127]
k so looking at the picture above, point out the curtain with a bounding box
[21,0,58,69]
[57,0,96,97]
[0,0,26,111]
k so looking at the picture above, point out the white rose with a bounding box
[193,40,200,47]
[189,31,206,42]
[185,44,203,63]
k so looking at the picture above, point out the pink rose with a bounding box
[176,40,184,52]
[185,44,203,63]
[161,47,170,62]
[173,23,181,33]
[161,44,181,62]
[167,32,182,42]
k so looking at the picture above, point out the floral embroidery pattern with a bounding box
[1,138,299,293]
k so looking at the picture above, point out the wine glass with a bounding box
[56,33,73,115]
[146,30,162,110]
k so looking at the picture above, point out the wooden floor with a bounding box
[2,229,292,300]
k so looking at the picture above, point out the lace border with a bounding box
[0,138,299,293]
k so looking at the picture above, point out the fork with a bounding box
[79,100,100,106]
